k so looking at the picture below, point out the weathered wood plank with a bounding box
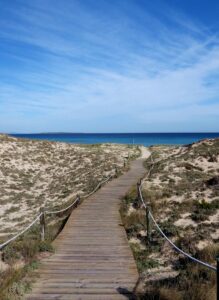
[25,294,136,300]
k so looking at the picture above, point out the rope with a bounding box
[138,171,216,272]
[46,197,79,215]
[0,213,42,250]
[81,176,112,199]
[46,176,111,214]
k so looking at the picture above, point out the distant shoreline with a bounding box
[8,132,219,147]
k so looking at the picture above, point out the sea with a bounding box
[10,132,219,146]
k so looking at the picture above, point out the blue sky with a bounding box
[0,0,219,133]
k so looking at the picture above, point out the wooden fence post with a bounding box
[136,179,142,208]
[40,207,45,242]
[124,160,126,168]
[137,182,140,208]
[76,195,80,207]
[146,206,151,243]
[115,166,118,177]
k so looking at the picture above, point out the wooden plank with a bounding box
[25,294,136,300]
[26,287,135,294]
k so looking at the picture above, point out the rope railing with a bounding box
[137,160,217,272]
[81,175,112,199]
[0,174,112,250]
[46,196,80,215]
[46,175,112,215]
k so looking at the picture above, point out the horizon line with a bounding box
[8,132,219,135]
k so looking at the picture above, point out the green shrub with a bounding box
[160,220,179,237]
[0,260,39,300]
[2,245,21,265]
[137,258,160,271]
[191,199,218,222]
[38,241,54,253]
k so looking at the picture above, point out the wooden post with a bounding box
[40,207,45,241]
[137,182,141,208]
[76,195,80,207]
[124,158,128,168]
[115,166,118,177]
[137,179,142,208]
[146,206,151,243]
[217,258,219,300]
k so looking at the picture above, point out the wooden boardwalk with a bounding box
[25,158,146,300]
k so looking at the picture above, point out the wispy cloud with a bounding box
[0,0,219,132]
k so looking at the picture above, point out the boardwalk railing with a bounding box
[0,175,112,250]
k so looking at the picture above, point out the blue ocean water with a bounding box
[10,133,219,146]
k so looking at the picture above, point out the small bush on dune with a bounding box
[123,186,138,206]
[0,260,39,300]
[157,288,182,300]
[123,211,145,228]
[191,199,219,222]
[38,241,54,253]
[196,244,219,264]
